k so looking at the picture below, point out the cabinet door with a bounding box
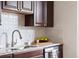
[47,1,54,27]
[59,45,63,58]
[34,1,44,26]
[14,50,43,58]
[21,1,33,14]
[2,1,18,11]
[43,1,54,27]
[24,1,53,27]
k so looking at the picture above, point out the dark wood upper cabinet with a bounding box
[2,1,53,27]
[2,1,33,14]
[34,1,54,27]
[25,1,44,26]
[34,1,44,26]
[34,1,53,27]
[2,1,18,11]
[25,1,54,27]
[47,1,54,27]
[43,1,54,27]
[20,1,33,14]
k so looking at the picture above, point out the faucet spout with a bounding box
[12,30,22,47]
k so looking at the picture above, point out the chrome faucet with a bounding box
[12,30,22,47]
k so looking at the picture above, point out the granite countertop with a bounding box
[0,42,62,56]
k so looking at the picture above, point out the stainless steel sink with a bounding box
[11,48,19,50]
[9,45,37,51]
[24,45,37,48]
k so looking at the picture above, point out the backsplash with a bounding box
[0,12,45,48]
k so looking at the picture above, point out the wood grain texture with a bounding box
[14,49,43,58]
[0,54,12,58]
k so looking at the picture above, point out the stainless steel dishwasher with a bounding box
[43,45,59,58]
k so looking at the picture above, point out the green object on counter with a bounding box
[36,37,48,41]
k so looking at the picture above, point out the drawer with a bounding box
[14,49,43,58]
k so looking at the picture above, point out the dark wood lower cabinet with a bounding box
[59,45,63,58]
[0,54,12,58]
[14,49,43,58]
[0,45,63,58]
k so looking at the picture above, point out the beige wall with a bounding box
[45,1,77,58]
[77,1,79,57]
